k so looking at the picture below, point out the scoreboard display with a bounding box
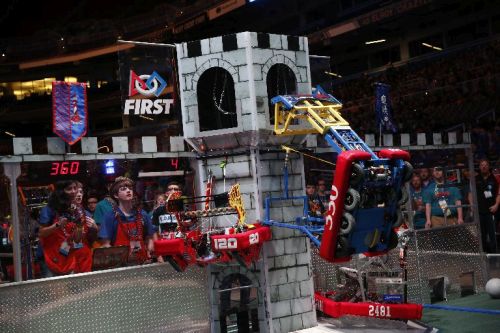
[19,161,87,185]
[136,157,188,172]
[49,161,81,176]
[19,158,190,185]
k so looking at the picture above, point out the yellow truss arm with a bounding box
[274,99,350,136]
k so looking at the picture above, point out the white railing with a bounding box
[0,136,189,162]
[0,131,471,162]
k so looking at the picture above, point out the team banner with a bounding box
[118,44,176,119]
[52,81,88,145]
[374,82,397,133]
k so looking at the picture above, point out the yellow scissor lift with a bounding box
[272,95,376,156]
[274,98,348,136]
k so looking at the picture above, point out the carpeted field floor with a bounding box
[422,293,500,332]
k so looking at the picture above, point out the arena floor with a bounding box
[295,293,499,333]
[421,293,500,333]
[294,316,431,332]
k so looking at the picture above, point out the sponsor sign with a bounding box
[383,294,404,303]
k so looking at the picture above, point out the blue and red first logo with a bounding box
[124,70,173,115]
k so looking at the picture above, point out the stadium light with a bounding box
[325,71,342,78]
[365,39,386,45]
[421,42,442,51]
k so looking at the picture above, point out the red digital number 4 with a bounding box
[170,158,179,170]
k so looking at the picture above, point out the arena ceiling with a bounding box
[0,0,189,39]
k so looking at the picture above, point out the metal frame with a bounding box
[273,99,348,136]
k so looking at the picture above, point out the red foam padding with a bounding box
[154,238,186,256]
[315,292,422,320]
[211,225,271,252]
[378,149,410,161]
[320,150,371,262]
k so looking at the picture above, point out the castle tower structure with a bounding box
[176,31,312,152]
[176,32,317,333]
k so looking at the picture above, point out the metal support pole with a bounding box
[466,147,482,248]
[404,182,413,229]
[465,146,489,285]
[283,152,289,199]
[251,149,263,220]
[413,229,425,303]
[3,163,22,282]
[117,39,176,48]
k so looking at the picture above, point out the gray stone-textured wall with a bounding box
[199,150,305,229]
[198,149,316,332]
[176,31,311,143]
[179,31,316,333]
[264,227,316,332]
[258,151,306,222]
[201,152,258,227]
[258,151,317,332]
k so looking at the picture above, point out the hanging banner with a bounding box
[118,44,176,119]
[374,82,397,133]
[52,81,88,145]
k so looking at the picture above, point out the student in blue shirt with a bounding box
[424,167,463,228]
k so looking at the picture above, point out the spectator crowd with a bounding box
[409,160,499,253]
[305,159,499,254]
[33,176,189,278]
[332,39,500,162]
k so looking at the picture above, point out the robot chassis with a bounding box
[263,88,422,320]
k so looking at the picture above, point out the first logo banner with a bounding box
[124,70,173,115]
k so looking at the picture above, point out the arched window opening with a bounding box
[266,64,297,125]
[219,273,259,333]
[196,67,237,132]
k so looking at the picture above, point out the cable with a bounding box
[281,145,336,166]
